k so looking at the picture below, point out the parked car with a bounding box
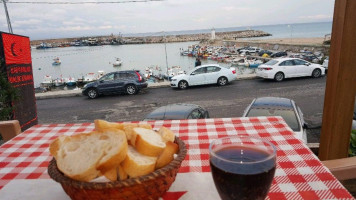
[258,50,273,57]
[240,47,261,56]
[271,51,287,58]
[82,70,147,99]
[256,58,325,82]
[143,103,209,120]
[352,106,356,130]
[302,54,320,63]
[170,64,237,89]
[322,56,329,70]
[242,97,308,143]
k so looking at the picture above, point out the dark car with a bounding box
[242,97,307,143]
[143,103,209,120]
[271,51,287,58]
[301,54,320,63]
[82,70,147,99]
[258,50,273,56]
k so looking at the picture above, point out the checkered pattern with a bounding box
[0,117,354,199]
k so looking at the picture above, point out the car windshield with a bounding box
[264,60,278,65]
[246,108,301,131]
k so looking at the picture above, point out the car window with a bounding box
[294,59,308,65]
[279,60,294,66]
[188,109,203,119]
[206,66,221,73]
[100,73,115,81]
[119,72,136,79]
[192,67,207,75]
[264,60,278,65]
[246,108,301,131]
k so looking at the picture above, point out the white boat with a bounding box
[113,58,122,67]
[65,77,76,86]
[52,57,61,65]
[40,75,54,88]
[82,73,97,83]
[54,77,65,87]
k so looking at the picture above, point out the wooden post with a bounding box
[319,0,356,160]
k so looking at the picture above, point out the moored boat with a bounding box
[40,75,54,88]
[52,57,61,65]
[113,58,122,67]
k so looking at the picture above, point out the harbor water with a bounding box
[32,41,235,88]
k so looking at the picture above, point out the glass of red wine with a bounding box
[209,135,277,200]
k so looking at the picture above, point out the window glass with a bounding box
[246,108,300,131]
[188,109,203,119]
[100,73,115,81]
[192,67,206,75]
[294,59,307,65]
[119,72,136,79]
[206,66,220,73]
[264,60,278,65]
[279,60,294,66]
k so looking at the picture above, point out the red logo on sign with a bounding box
[2,33,31,65]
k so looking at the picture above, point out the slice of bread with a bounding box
[96,129,128,173]
[121,146,157,178]
[158,126,175,143]
[117,165,127,181]
[49,129,128,182]
[94,119,124,132]
[103,168,117,181]
[156,141,179,169]
[134,128,166,157]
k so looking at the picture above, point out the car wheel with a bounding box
[217,77,228,86]
[126,84,137,95]
[87,88,98,99]
[274,72,284,82]
[178,80,188,89]
[312,69,321,78]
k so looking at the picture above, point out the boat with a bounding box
[113,58,122,67]
[52,57,61,65]
[82,73,97,83]
[65,77,76,86]
[54,77,65,87]
[40,75,54,88]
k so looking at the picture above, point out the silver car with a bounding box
[242,97,308,143]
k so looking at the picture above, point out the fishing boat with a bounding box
[113,58,122,67]
[65,77,76,86]
[54,77,65,87]
[40,75,54,88]
[52,57,61,65]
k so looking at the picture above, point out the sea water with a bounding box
[31,22,332,87]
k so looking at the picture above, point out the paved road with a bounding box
[37,76,327,142]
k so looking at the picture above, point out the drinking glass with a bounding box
[209,135,276,200]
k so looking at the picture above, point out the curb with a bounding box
[35,75,258,100]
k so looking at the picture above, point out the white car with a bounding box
[256,58,325,81]
[322,56,329,70]
[170,64,237,89]
[242,97,308,143]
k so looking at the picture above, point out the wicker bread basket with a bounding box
[48,136,187,200]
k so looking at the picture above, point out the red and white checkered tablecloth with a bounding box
[0,117,354,200]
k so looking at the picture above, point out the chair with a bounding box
[321,157,356,180]
[0,120,21,143]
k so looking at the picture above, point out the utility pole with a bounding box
[2,0,13,33]
[164,32,169,77]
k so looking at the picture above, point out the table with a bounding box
[0,117,354,200]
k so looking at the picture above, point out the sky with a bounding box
[0,0,335,40]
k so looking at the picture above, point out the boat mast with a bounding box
[164,32,169,77]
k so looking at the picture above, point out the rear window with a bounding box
[246,108,300,131]
[264,60,278,66]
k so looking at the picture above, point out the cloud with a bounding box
[299,14,332,20]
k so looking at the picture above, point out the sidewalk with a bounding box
[35,74,257,100]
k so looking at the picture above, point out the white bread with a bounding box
[94,119,124,132]
[103,168,117,181]
[121,146,157,178]
[133,128,166,157]
[158,126,175,143]
[49,129,128,182]
[156,141,179,169]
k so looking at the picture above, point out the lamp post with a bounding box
[2,0,13,33]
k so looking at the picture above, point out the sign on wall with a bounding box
[0,32,38,130]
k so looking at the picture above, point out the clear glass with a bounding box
[209,136,277,200]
